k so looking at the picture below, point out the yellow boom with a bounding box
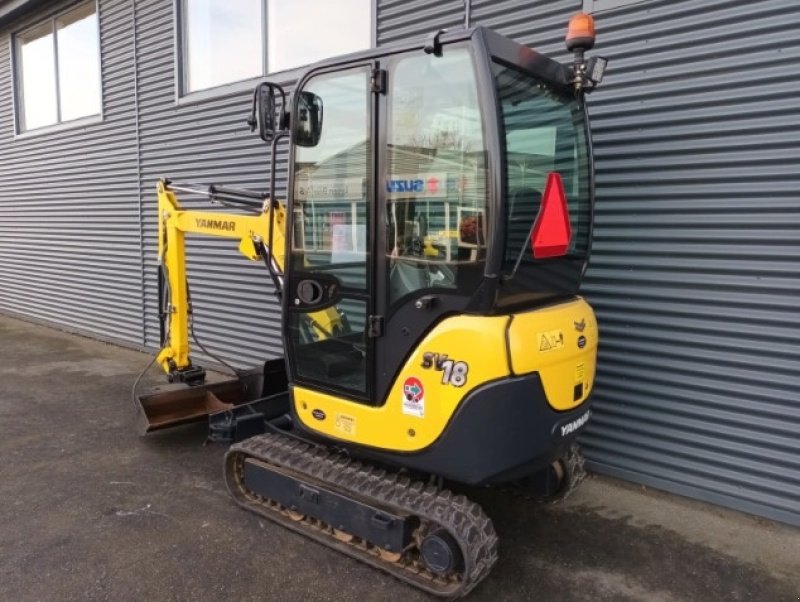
[155,179,287,378]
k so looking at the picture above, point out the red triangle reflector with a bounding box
[531,172,572,258]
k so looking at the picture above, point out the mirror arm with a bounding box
[247,84,261,132]
[246,82,289,142]
[280,106,291,130]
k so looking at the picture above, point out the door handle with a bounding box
[296,279,324,305]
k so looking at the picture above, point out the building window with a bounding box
[181,0,264,93]
[267,0,372,73]
[180,0,373,95]
[14,1,102,132]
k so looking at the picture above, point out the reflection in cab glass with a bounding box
[290,68,371,396]
[492,61,591,265]
[386,48,489,307]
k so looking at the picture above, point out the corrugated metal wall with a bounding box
[577,0,800,527]
[0,0,143,346]
[378,0,466,45]
[470,0,576,59]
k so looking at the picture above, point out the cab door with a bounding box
[285,65,375,401]
[285,47,492,407]
[373,45,492,403]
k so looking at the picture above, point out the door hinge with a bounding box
[367,315,384,338]
[371,68,387,94]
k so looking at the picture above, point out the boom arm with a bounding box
[155,179,287,382]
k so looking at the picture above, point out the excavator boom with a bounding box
[137,180,339,434]
[155,180,286,382]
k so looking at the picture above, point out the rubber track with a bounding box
[224,432,498,598]
[554,443,587,503]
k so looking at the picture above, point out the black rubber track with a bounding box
[224,432,499,598]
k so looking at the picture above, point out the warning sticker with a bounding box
[335,413,356,436]
[402,377,425,418]
[538,330,565,352]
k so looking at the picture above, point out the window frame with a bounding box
[11,0,103,136]
[582,0,651,13]
[174,0,377,103]
[174,0,268,100]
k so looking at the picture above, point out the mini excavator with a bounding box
[136,15,606,597]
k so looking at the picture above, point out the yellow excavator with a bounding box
[135,14,606,597]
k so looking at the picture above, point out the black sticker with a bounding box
[311,409,326,421]
[577,335,587,349]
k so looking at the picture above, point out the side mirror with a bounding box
[295,91,323,147]
[247,83,287,142]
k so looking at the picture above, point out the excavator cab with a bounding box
[136,19,606,596]
[280,27,596,407]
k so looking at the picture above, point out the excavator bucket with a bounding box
[135,361,288,435]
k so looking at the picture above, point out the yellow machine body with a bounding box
[293,298,597,452]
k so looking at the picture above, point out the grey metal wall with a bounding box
[579,0,800,527]
[378,0,467,44]
[378,0,577,56]
[0,0,143,346]
[469,0,577,59]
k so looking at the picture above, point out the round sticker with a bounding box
[404,377,424,402]
[402,377,425,418]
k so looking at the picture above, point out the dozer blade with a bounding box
[135,371,265,435]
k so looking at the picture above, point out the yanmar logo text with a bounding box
[195,218,235,232]
[559,410,591,438]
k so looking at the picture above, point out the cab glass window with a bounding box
[385,48,489,307]
[289,68,371,396]
[493,61,591,264]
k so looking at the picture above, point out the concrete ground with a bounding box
[0,314,798,602]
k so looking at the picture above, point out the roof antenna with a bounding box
[464,0,471,27]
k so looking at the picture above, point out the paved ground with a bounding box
[0,314,798,601]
